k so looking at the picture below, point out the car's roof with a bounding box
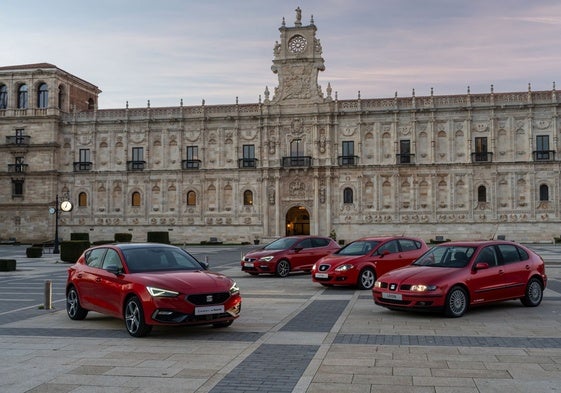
[93,243,179,250]
[354,236,423,242]
[433,240,521,247]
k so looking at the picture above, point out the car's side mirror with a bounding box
[105,265,122,275]
[474,262,489,271]
[293,247,303,252]
[378,250,390,257]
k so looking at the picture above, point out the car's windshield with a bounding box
[263,237,300,250]
[413,246,476,268]
[122,247,203,273]
[337,240,379,256]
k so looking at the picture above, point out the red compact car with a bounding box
[373,241,547,317]
[241,235,340,277]
[66,243,241,337]
[311,236,429,289]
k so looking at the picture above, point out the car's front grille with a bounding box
[186,292,230,305]
[243,257,256,262]
[318,264,330,272]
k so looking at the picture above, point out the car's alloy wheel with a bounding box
[276,259,290,277]
[521,277,543,307]
[124,296,152,337]
[358,268,376,290]
[66,287,88,320]
[444,286,467,317]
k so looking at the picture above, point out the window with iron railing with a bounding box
[74,149,92,171]
[127,147,146,171]
[182,146,201,169]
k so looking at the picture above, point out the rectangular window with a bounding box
[79,149,91,162]
[399,140,411,163]
[340,141,356,165]
[474,137,488,161]
[132,147,143,161]
[241,144,256,167]
[536,135,551,160]
[15,129,24,144]
[12,179,24,197]
[291,139,303,157]
[15,157,24,172]
[183,146,200,169]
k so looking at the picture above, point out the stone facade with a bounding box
[1,9,560,244]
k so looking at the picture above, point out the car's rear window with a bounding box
[122,247,202,273]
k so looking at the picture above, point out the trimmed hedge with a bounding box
[92,240,114,246]
[60,240,91,263]
[26,247,43,258]
[0,259,16,271]
[147,231,170,244]
[71,233,90,242]
[115,233,132,242]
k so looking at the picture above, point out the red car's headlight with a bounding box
[335,264,354,272]
[147,286,179,297]
[410,284,437,292]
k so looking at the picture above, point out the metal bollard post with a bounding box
[205,256,209,264]
[44,280,52,310]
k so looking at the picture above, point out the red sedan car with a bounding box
[66,243,242,337]
[311,236,429,289]
[373,241,547,317]
[241,236,340,277]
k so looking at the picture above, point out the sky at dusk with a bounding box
[3,0,561,109]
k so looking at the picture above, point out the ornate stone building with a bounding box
[1,8,560,244]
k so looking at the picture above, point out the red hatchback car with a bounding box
[311,236,429,289]
[241,235,340,277]
[66,243,242,337]
[373,241,547,317]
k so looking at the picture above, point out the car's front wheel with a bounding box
[357,268,376,290]
[276,259,290,277]
[124,296,152,337]
[66,286,88,320]
[521,277,543,307]
[444,286,468,317]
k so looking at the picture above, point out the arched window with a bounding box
[477,185,487,203]
[243,190,253,205]
[18,84,28,109]
[187,190,196,206]
[343,187,353,204]
[37,83,48,108]
[539,184,549,201]
[131,191,141,206]
[78,192,88,207]
[87,97,95,110]
[0,85,7,109]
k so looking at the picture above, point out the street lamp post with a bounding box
[53,194,60,254]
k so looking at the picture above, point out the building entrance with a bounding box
[285,206,310,236]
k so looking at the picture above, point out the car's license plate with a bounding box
[243,262,254,267]
[382,292,402,301]
[315,273,328,279]
[195,305,225,315]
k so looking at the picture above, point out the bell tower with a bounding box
[270,7,326,103]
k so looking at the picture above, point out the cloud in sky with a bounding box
[2,0,561,108]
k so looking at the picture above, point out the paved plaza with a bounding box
[0,244,560,393]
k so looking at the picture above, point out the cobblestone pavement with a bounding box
[0,244,560,393]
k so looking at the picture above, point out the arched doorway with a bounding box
[285,206,310,236]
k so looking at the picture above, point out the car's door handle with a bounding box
[77,274,83,278]
[96,278,101,282]
[525,265,531,270]
[498,270,504,275]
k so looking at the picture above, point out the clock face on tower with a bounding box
[288,35,307,53]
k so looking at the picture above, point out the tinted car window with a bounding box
[338,240,379,256]
[399,239,419,252]
[102,249,123,270]
[378,240,399,254]
[497,244,527,264]
[123,247,203,272]
[298,238,313,249]
[312,238,329,247]
[475,246,498,267]
[86,248,107,268]
[414,246,476,268]
[264,237,299,250]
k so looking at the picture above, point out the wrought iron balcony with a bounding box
[338,155,359,166]
[238,158,258,168]
[5,135,31,145]
[396,154,415,164]
[471,152,493,163]
[533,150,555,161]
[8,164,28,173]
[181,159,201,169]
[127,160,146,171]
[282,156,312,168]
[73,162,92,171]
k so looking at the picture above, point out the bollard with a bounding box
[44,280,52,310]
[205,256,209,264]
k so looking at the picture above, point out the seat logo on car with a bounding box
[206,295,214,303]
[389,283,397,291]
